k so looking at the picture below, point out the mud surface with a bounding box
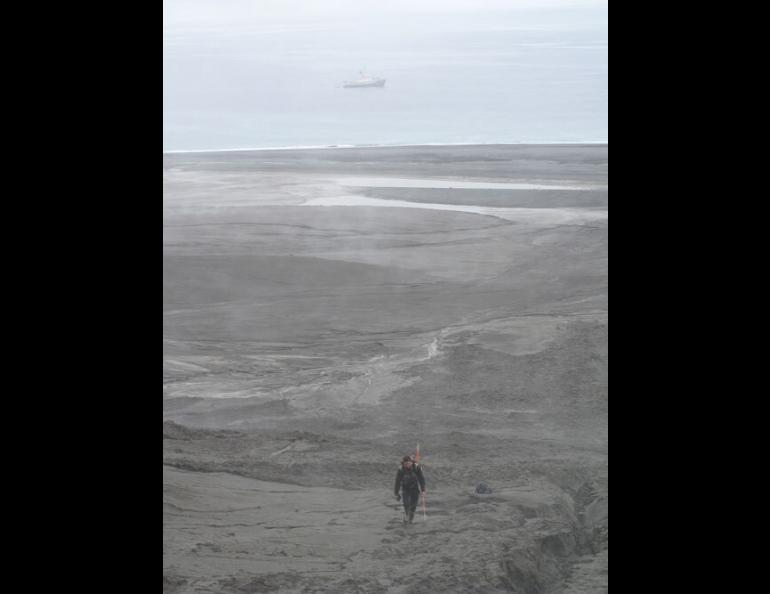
[163,144,608,593]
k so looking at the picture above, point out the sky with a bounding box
[164,1,608,26]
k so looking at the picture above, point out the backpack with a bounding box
[401,465,419,489]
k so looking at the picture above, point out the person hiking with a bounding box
[394,455,426,524]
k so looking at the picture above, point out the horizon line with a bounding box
[163,140,608,154]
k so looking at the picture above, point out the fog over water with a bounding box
[163,0,607,151]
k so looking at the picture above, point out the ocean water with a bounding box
[163,7,607,152]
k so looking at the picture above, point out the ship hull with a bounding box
[343,79,386,88]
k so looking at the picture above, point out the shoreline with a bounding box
[163,140,609,155]
[163,142,608,185]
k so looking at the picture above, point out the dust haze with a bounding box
[164,2,608,593]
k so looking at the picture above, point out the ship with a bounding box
[342,71,386,88]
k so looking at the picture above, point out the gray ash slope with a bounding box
[163,144,607,593]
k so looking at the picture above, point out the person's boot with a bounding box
[408,510,414,524]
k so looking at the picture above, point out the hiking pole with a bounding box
[415,443,426,520]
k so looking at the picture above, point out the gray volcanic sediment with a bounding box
[163,144,608,593]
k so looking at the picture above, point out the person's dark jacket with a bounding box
[394,463,426,496]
